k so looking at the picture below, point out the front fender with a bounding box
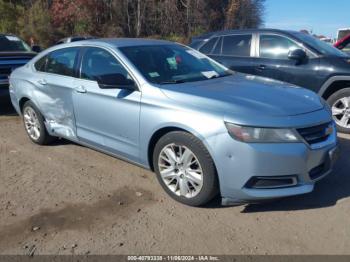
[319,75,350,97]
[139,102,226,169]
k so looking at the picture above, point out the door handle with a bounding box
[74,85,87,93]
[257,65,267,71]
[37,79,47,85]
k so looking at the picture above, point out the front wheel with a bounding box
[327,88,350,134]
[153,131,218,206]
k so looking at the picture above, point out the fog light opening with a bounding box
[245,176,298,189]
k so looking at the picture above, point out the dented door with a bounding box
[36,47,80,139]
[39,74,77,139]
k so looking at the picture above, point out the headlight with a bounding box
[225,123,300,143]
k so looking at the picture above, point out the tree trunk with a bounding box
[135,0,141,37]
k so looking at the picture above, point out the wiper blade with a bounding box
[159,79,186,84]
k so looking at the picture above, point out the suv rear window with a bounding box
[222,34,252,57]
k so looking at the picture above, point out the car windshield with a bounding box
[119,44,232,85]
[295,32,348,57]
[0,35,32,52]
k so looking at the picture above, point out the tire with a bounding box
[153,131,218,206]
[22,101,56,145]
[327,88,350,134]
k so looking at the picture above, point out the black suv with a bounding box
[0,34,38,89]
[191,29,350,133]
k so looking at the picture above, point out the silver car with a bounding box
[9,39,339,206]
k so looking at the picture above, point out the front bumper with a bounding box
[206,123,338,205]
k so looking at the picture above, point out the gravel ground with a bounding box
[0,93,350,255]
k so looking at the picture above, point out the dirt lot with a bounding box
[0,93,350,255]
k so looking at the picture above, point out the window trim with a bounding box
[77,46,140,91]
[218,33,254,58]
[257,33,318,59]
[31,45,141,91]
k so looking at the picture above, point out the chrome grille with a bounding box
[297,122,332,145]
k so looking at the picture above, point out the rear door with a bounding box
[206,34,257,75]
[33,47,79,139]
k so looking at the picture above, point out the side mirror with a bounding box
[288,49,307,64]
[32,45,42,53]
[97,73,136,90]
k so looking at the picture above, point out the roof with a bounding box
[85,38,175,48]
[36,37,179,59]
[193,28,302,40]
[0,33,16,37]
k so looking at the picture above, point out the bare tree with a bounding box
[4,0,265,46]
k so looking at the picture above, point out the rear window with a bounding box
[0,35,31,52]
[222,34,252,57]
[45,48,79,77]
[34,56,47,72]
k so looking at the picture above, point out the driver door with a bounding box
[72,47,141,162]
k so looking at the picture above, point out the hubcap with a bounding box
[23,107,41,140]
[332,97,350,129]
[158,144,203,198]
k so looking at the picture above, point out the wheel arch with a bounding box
[147,126,190,171]
[147,125,216,173]
[19,97,31,113]
[319,76,350,100]
[18,97,47,122]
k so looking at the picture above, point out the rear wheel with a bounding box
[327,88,350,134]
[22,101,56,145]
[153,131,218,206]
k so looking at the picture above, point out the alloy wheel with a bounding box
[23,107,41,141]
[332,97,350,129]
[158,143,203,198]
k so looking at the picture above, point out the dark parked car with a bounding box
[334,34,350,54]
[0,34,38,89]
[191,29,350,133]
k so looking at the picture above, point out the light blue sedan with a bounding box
[9,38,339,206]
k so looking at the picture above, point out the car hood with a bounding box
[160,74,324,117]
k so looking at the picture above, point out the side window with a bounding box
[46,48,79,77]
[259,34,300,59]
[212,37,223,55]
[199,37,218,54]
[34,55,47,72]
[81,47,133,88]
[222,34,252,56]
